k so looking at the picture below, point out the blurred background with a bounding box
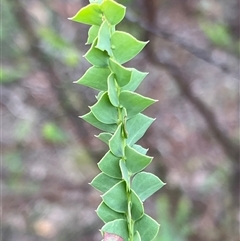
[1,0,239,240]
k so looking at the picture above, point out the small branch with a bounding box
[9,0,90,143]
[125,12,236,77]
[144,35,239,208]
[140,0,239,207]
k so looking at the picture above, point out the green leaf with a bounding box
[132,144,148,155]
[95,132,112,144]
[119,160,130,187]
[120,91,157,118]
[131,190,144,221]
[126,113,155,145]
[75,66,110,91]
[102,181,127,213]
[91,172,120,193]
[125,145,152,175]
[109,124,123,157]
[132,172,165,202]
[102,219,128,241]
[96,91,105,100]
[42,122,66,143]
[109,59,132,87]
[101,0,126,25]
[121,108,128,139]
[122,69,148,92]
[97,201,125,223]
[133,231,141,241]
[81,111,117,133]
[69,4,102,26]
[107,73,119,107]
[135,214,160,241]
[98,151,122,179]
[96,20,112,55]
[91,92,118,124]
[111,31,148,64]
[86,25,100,44]
[84,38,109,67]
[89,0,103,4]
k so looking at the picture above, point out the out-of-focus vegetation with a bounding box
[1,0,239,241]
[156,195,192,241]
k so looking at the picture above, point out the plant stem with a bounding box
[127,194,134,241]
[117,85,134,240]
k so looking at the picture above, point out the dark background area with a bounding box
[1,0,239,240]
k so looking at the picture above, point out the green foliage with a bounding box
[41,122,67,143]
[155,195,192,241]
[69,0,165,240]
[200,21,232,48]
[39,27,80,66]
[0,67,26,84]
[4,151,40,194]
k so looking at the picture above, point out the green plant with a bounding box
[42,122,67,144]
[69,0,165,240]
[155,195,192,241]
[200,21,232,48]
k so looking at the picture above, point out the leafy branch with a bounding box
[69,0,165,240]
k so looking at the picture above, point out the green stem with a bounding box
[127,194,134,241]
[109,16,134,239]
[117,84,134,240]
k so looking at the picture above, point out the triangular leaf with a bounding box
[69,4,102,26]
[81,111,117,133]
[122,69,148,92]
[131,190,144,221]
[102,181,127,213]
[109,124,124,157]
[133,231,141,241]
[75,66,110,91]
[91,172,120,193]
[134,214,160,241]
[84,38,109,67]
[109,59,132,87]
[120,91,157,117]
[91,92,118,124]
[98,151,122,179]
[95,132,112,144]
[96,20,112,55]
[86,25,100,44]
[89,0,103,3]
[126,113,155,145]
[107,73,119,107]
[97,201,125,223]
[132,144,148,155]
[119,160,130,188]
[132,172,166,202]
[96,91,105,100]
[111,31,148,64]
[101,0,126,25]
[102,219,128,241]
[125,145,152,175]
